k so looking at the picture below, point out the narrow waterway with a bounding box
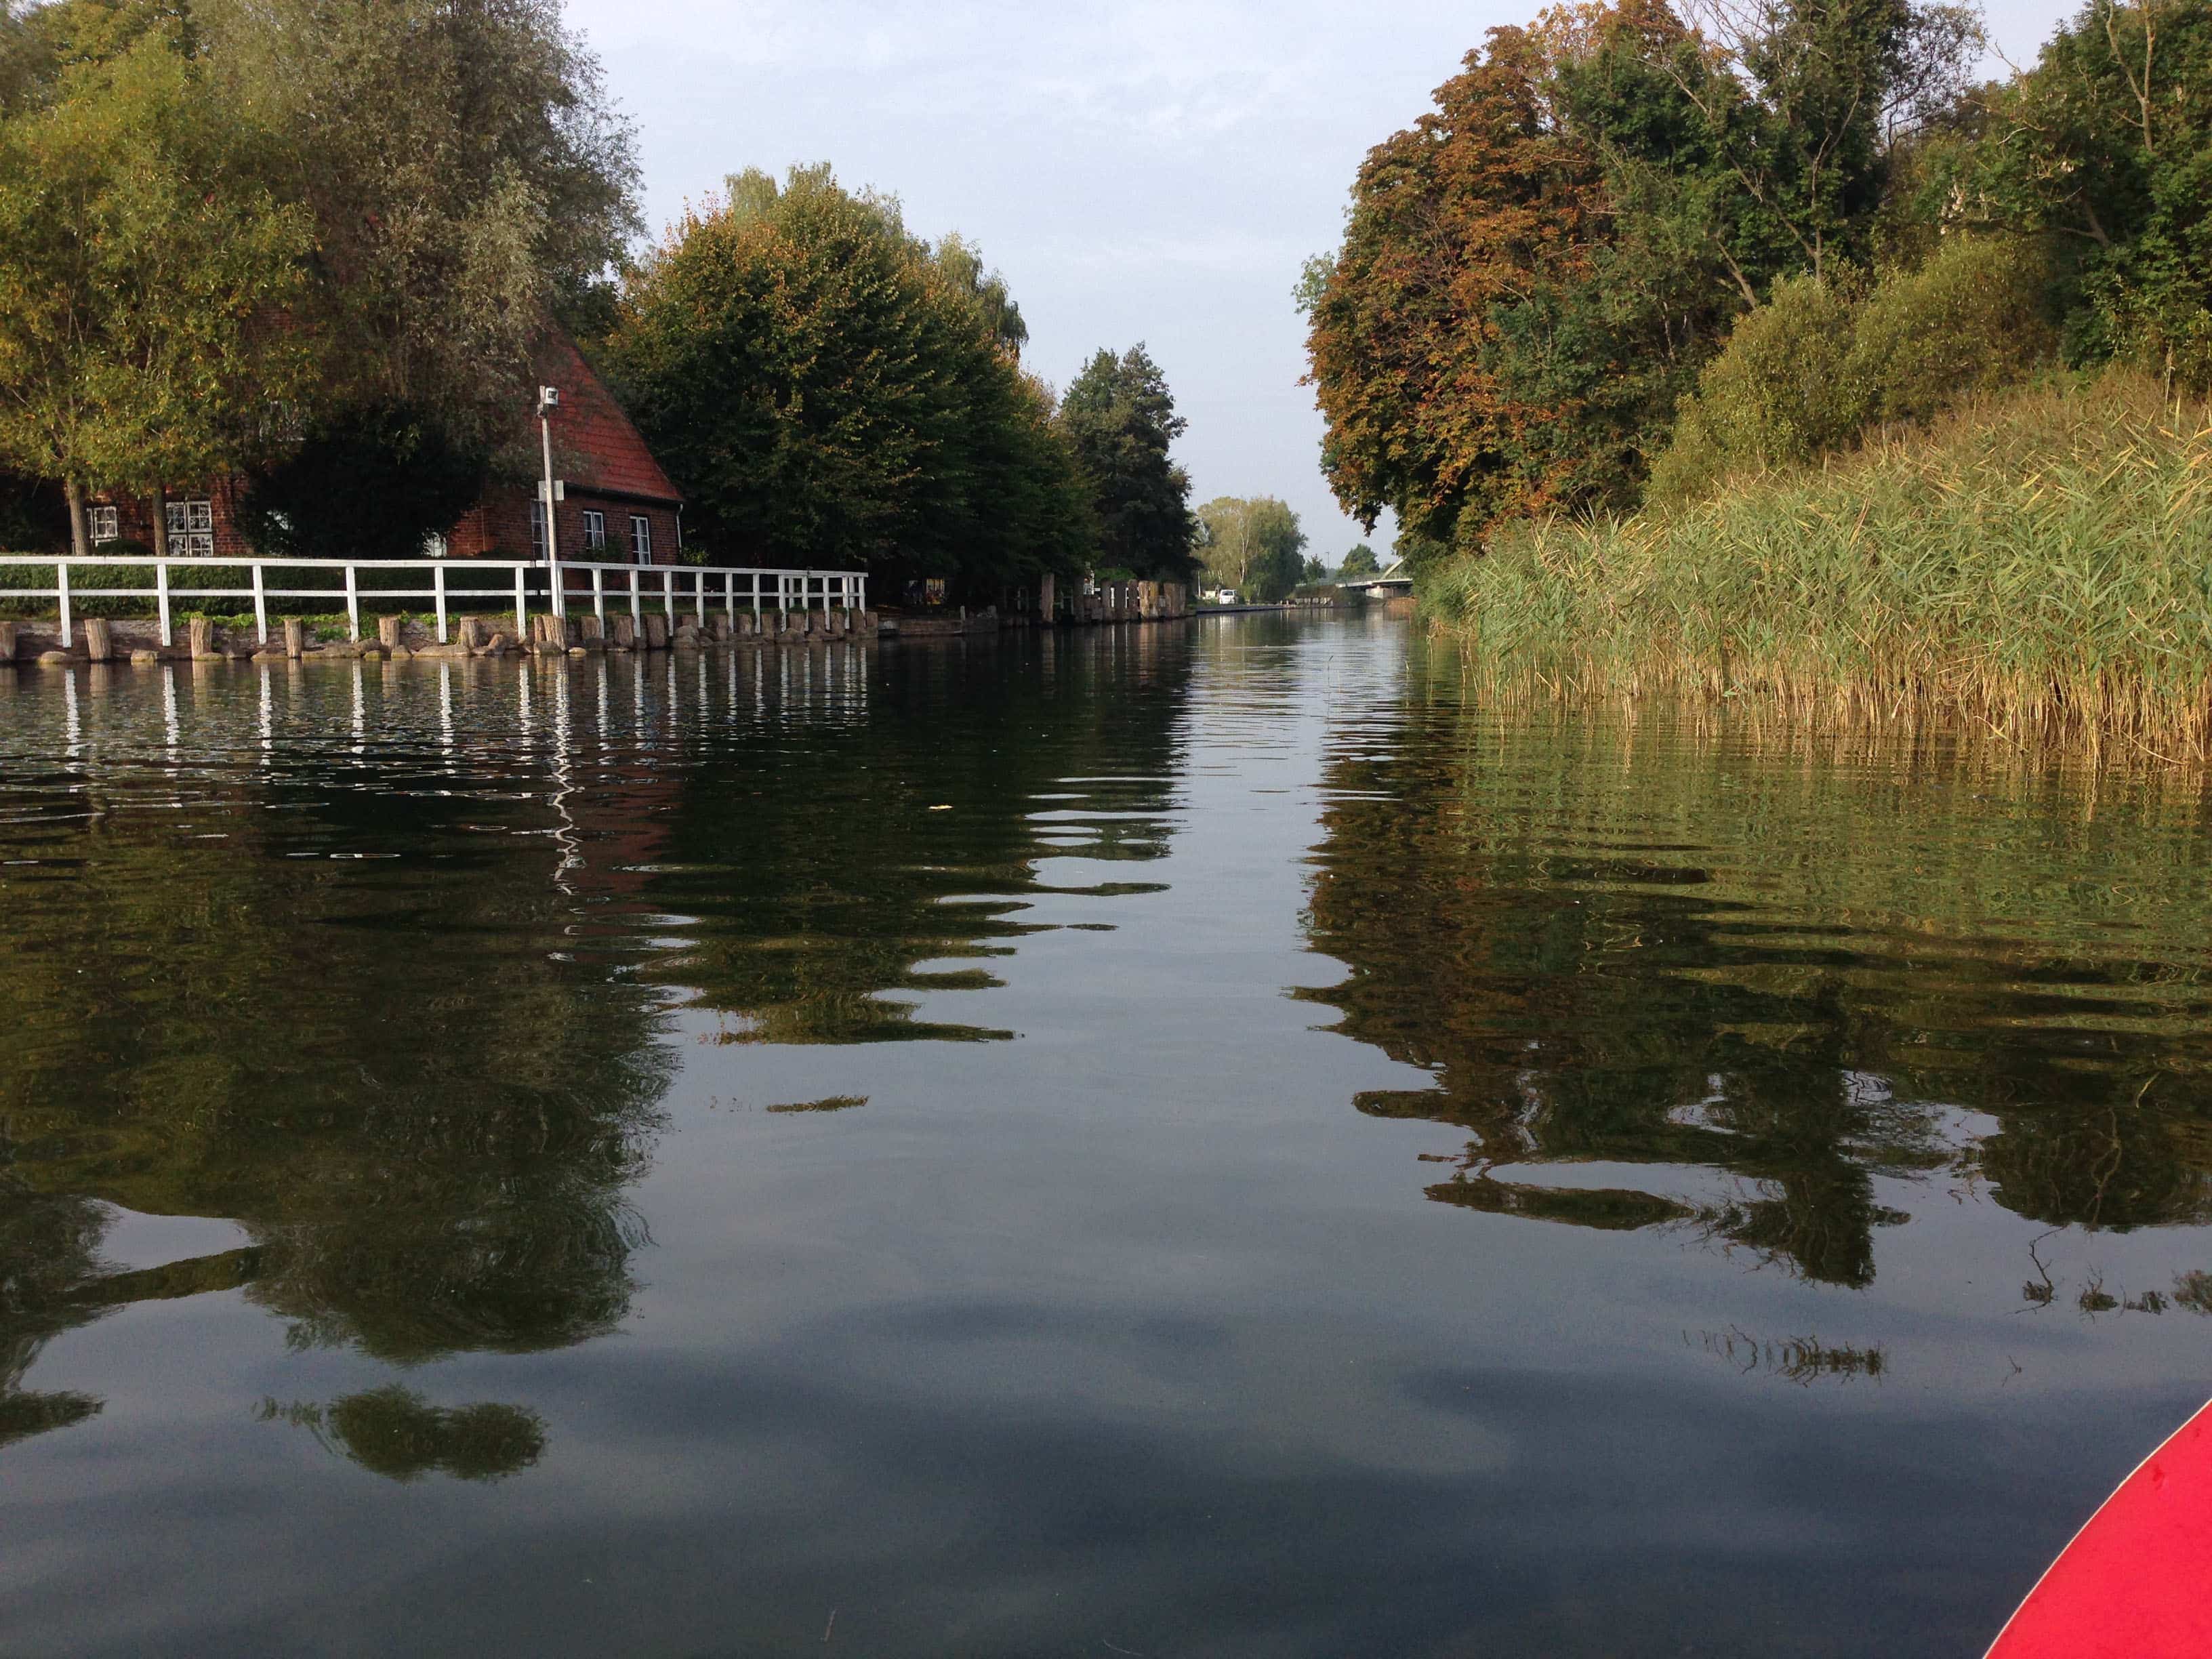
[2,614,2208,1656]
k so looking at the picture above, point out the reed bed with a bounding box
[1426,373,2212,766]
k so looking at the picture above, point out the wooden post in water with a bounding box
[83,618,111,662]
[377,615,402,651]
[284,617,304,659]
[0,621,15,665]
[188,617,216,659]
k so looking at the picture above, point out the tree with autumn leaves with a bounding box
[1305,0,2212,565]
[1299,0,1982,565]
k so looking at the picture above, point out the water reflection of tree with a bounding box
[0,633,1193,1453]
[258,1388,546,1482]
[0,791,673,1452]
[648,632,1187,1044]
[1303,693,2212,1287]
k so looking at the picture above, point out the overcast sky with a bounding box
[566,0,2083,558]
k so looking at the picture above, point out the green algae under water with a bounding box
[1,613,2208,1656]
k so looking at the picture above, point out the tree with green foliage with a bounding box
[0,0,640,549]
[607,164,1092,590]
[0,13,314,555]
[1340,543,1380,577]
[1058,344,1199,581]
[1197,496,1307,602]
[1946,0,2212,387]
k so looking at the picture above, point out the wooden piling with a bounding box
[283,617,304,659]
[188,617,217,659]
[377,615,402,651]
[83,618,111,662]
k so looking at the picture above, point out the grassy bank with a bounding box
[1427,374,2212,764]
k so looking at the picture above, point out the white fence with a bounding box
[0,554,868,649]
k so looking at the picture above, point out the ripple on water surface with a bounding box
[0,619,2208,1659]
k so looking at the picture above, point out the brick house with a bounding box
[87,330,683,567]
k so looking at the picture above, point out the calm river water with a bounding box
[2,613,2208,1656]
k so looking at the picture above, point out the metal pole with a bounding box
[539,405,563,619]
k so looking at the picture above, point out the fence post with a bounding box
[630,567,642,630]
[513,564,527,638]
[434,562,448,644]
[592,566,605,622]
[57,560,71,648]
[662,565,674,623]
[696,568,708,625]
[859,574,867,613]
[344,564,360,642]
[155,560,171,647]
[252,563,268,643]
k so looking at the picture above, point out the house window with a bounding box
[89,506,119,544]
[422,532,449,558]
[630,515,653,565]
[530,499,548,558]
[165,498,215,558]
[581,510,607,553]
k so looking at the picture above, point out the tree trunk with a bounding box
[151,484,169,559]
[62,476,89,560]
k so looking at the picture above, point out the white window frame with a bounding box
[630,514,653,565]
[166,497,214,558]
[89,506,120,544]
[530,499,548,559]
[581,509,607,553]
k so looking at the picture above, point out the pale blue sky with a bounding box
[567,0,2083,556]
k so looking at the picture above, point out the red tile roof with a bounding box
[535,331,682,506]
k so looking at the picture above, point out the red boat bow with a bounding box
[1987,1397,2212,1658]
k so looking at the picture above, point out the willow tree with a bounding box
[192,0,642,454]
[1196,497,1307,601]
[0,23,314,554]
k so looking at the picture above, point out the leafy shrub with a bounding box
[1848,237,2055,424]
[1649,278,1860,501]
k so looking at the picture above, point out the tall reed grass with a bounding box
[1427,373,2212,765]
